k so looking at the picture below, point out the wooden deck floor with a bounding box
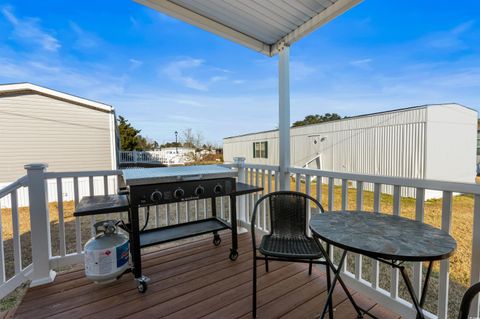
[14,232,400,319]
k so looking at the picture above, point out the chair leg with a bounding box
[309,260,313,275]
[265,256,269,272]
[253,255,257,318]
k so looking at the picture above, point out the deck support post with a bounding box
[278,44,291,191]
[25,163,56,287]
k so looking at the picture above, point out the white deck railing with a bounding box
[1,160,479,319]
[224,160,480,319]
[0,175,32,299]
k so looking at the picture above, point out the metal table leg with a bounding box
[317,244,365,319]
[396,261,433,319]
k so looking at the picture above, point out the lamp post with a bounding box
[175,131,178,154]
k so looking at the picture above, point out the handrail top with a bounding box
[44,170,122,179]
[0,175,28,198]
[290,166,480,195]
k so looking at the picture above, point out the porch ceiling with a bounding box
[134,0,362,56]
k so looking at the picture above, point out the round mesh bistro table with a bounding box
[309,211,456,319]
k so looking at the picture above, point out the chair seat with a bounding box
[259,235,323,259]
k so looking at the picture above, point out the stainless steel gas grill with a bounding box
[75,165,262,293]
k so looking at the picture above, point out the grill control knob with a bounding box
[213,184,223,195]
[194,186,205,196]
[173,188,185,199]
[150,190,162,202]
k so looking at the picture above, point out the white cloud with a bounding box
[290,61,316,80]
[162,57,228,91]
[1,6,60,52]
[129,58,143,70]
[69,21,101,49]
[423,20,475,51]
[350,58,373,70]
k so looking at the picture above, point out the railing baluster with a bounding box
[355,181,364,280]
[372,183,381,289]
[103,175,111,219]
[275,170,280,191]
[74,177,82,253]
[154,205,160,228]
[166,204,170,226]
[261,170,266,231]
[89,176,95,236]
[295,173,301,192]
[328,177,334,262]
[195,200,199,220]
[176,202,180,224]
[0,204,4,283]
[220,197,224,220]
[341,179,348,210]
[438,191,452,319]
[305,175,311,236]
[255,169,260,227]
[268,170,273,231]
[56,178,66,257]
[203,198,207,218]
[227,196,231,223]
[103,175,109,195]
[186,201,190,222]
[390,185,401,299]
[469,194,480,317]
[328,177,334,211]
[11,191,21,274]
[316,176,322,207]
[413,188,425,298]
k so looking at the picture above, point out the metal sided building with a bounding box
[224,103,478,196]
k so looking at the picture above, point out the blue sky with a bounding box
[1,1,479,145]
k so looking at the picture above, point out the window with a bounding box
[253,141,268,158]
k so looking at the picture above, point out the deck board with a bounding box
[15,232,400,318]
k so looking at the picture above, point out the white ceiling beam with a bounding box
[135,0,272,56]
[271,0,363,55]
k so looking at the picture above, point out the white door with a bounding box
[307,135,325,169]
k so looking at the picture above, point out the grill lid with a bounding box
[122,165,237,186]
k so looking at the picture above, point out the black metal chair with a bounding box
[458,282,480,319]
[251,191,328,318]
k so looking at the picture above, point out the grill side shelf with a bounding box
[139,217,231,248]
[74,194,129,217]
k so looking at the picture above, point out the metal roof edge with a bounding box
[271,0,363,55]
[223,103,473,140]
[0,82,114,112]
[134,0,272,56]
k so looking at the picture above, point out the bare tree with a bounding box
[182,128,204,148]
[182,128,195,148]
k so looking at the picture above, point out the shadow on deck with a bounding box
[14,232,400,318]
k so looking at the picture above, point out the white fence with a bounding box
[119,150,193,166]
[1,161,480,319]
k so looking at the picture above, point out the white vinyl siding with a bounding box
[0,92,114,183]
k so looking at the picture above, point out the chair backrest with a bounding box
[253,191,323,238]
[270,192,308,237]
[458,282,480,319]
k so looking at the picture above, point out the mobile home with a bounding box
[224,104,477,196]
